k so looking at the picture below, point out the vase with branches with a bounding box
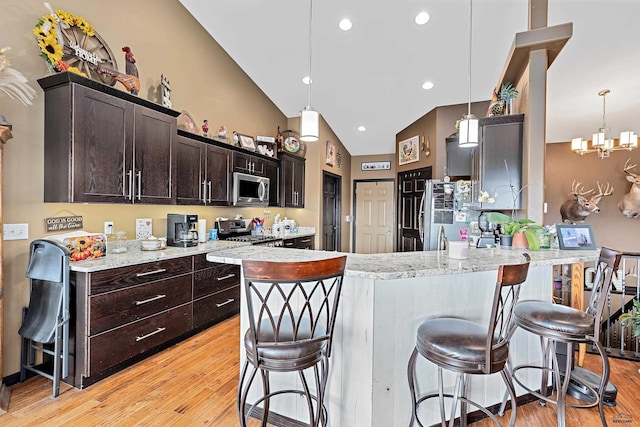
[479,160,544,249]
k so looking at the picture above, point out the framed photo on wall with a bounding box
[399,135,419,165]
[326,140,336,166]
[361,161,391,171]
[556,224,597,250]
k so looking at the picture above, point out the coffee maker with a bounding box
[167,214,199,247]
[476,212,498,248]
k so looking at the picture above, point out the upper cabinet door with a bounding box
[133,106,175,204]
[71,85,134,203]
[205,144,232,205]
[175,135,206,205]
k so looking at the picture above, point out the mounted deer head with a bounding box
[618,159,640,218]
[560,180,614,224]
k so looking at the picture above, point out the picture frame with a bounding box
[237,133,256,151]
[361,161,391,171]
[399,135,420,165]
[326,140,336,166]
[556,224,597,250]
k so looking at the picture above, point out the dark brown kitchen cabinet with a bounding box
[233,151,266,176]
[39,72,179,204]
[471,114,524,210]
[175,134,231,205]
[265,158,279,206]
[193,255,240,331]
[69,254,241,388]
[283,235,315,250]
[280,152,305,208]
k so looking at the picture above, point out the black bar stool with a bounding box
[237,256,347,427]
[407,253,531,427]
[509,246,621,427]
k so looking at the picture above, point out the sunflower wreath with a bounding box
[33,9,92,76]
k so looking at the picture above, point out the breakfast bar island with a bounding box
[207,246,599,427]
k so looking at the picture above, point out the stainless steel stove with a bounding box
[215,219,283,247]
[223,234,283,247]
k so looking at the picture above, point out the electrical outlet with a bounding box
[3,223,29,241]
[104,221,114,235]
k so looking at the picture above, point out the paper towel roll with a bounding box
[198,219,207,242]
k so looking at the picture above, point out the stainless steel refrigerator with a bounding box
[419,180,476,250]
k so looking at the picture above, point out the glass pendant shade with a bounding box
[458,115,479,147]
[300,108,319,142]
[572,137,587,152]
[620,131,638,148]
[592,129,606,147]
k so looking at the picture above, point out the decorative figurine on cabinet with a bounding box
[202,119,209,137]
[121,46,139,95]
[160,74,172,108]
[217,125,227,138]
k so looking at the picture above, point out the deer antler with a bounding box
[569,180,593,197]
[623,158,638,174]
[593,181,614,201]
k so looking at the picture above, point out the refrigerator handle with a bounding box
[418,189,425,243]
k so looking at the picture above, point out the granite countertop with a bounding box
[207,246,600,280]
[69,240,248,273]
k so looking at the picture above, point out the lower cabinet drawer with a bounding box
[193,286,240,330]
[89,303,192,376]
[90,274,192,335]
[193,264,240,299]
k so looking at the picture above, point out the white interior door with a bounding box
[355,181,394,254]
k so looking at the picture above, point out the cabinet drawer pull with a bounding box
[136,327,166,342]
[135,294,167,305]
[136,268,167,277]
[301,239,311,243]
[217,274,236,281]
[216,298,234,308]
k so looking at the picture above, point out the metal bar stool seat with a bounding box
[238,256,347,427]
[509,246,621,427]
[408,254,531,427]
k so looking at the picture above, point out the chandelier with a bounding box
[571,89,637,159]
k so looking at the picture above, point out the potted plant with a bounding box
[486,212,544,249]
[620,300,640,338]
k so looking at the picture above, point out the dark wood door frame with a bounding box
[322,171,341,251]
[352,178,395,253]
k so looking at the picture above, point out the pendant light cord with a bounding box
[467,0,472,116]
[307,0,313,108]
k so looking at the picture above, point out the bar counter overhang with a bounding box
[207,246,599,426]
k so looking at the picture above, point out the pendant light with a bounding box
[458,0,478,147]
[300,0,319,142]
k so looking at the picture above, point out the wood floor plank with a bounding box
[1,314,638,426]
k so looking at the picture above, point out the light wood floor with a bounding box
[1,315,639,426]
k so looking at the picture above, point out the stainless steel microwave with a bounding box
[232,172,269,206]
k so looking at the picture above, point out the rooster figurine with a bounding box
[487,87,504,117]
[121,46,139,95]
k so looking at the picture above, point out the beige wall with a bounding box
[287,116,352,252]
[395,101,489,179]
[544,144,640,252]
[0,0,348,376]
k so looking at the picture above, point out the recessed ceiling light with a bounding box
[339,18,352,31]
[422,81,434,90]
[358,126,366,132]
[302,76,312,85]
[415,11,430,25]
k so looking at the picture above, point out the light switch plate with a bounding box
[4,223,29,240]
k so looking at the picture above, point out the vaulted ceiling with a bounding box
[179,0,640,156]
